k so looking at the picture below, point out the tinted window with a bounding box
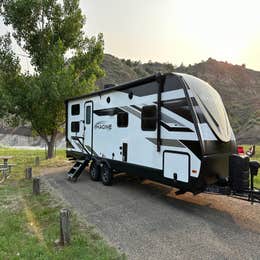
[117,112,128,127]
[86,106,91,124]
[71,122,80,132]
[164,75,183,92]
[184,74,232,142]
[71,104,80,115]
[162,98,193,122]
[121,81,159,97]
[141,105,157,131]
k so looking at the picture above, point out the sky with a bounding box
[1,0,260,71]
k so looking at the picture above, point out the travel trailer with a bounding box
[65,72,238,194]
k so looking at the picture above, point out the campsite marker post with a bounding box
[33,177,40,195]
[60,208,71,245]
[35,157,40,167]
[25,167,32,179]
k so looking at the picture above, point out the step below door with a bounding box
[163,152,190,183]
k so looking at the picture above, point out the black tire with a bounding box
[90,161,100,181]
[101,163,112,186]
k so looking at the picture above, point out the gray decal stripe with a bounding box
[161,113,184,126]
[131,105,142,112]
[161,122,193,132]
[146,138,185,148]
[122,106,141,118]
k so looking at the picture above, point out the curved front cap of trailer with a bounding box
[181,74,232,143]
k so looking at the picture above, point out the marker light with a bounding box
[237,146,244,155]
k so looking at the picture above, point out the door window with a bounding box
[86,105,91,124]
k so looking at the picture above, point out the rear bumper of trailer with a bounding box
[200,153,231,184]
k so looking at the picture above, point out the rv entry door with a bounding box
[84,101,93,154]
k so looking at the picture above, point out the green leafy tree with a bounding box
[0,0,104,158]
[0,34,20,118]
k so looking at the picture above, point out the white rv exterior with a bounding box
[65,73,236,193]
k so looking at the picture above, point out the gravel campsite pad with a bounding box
[42,166,260,260]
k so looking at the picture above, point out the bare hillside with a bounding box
[98,55,260,144]
[176,58,260,144]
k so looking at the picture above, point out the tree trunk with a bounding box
[42,131,57,159]
[47,140,55,159]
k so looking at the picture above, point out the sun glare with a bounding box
[172,0,260,66]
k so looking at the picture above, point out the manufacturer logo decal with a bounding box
[94,121,112,130]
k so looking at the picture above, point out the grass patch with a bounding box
[0,148,123,259]
[0,148,66,181]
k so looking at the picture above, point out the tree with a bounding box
[0,34,20,118]
[0,0,104,158]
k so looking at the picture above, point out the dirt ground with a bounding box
[42,166,260,260]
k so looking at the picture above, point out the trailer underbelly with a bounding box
[66,150,204,193]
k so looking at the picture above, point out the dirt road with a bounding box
[43,167,260,260]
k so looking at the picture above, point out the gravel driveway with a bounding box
[43,167,260,260]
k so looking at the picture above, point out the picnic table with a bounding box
[0,156,13,164]
[0,156,15,174]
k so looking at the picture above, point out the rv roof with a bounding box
[65,72,175,102]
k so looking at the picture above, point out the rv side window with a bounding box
[86,106,91,124]
[71,104,80,115]
[71,122,80,132]
[117,112,128,128]
[141,105,157,131]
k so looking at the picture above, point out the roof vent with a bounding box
[104,84,115,89]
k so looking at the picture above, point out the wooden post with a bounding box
[25,167,32,179]
[35,157,40,167]
[60,208,71,245]
[33,177,40,195]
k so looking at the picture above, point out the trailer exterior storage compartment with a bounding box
[163,152,189,183]
[65,72,237,193]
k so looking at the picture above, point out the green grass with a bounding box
[0,148,124,259]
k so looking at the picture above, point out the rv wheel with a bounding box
[90,161,100,181]
[101,163,112,186]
